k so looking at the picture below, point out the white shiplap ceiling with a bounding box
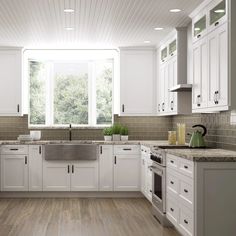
[0,0,204,49]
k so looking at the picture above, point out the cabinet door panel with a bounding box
[43,161,70,191]
[29,145,43,191]
[120,50,155,115]
[71,161,98,191]
[99,145,113,191]
[1,155,28,191]
[114,154,140,191]
[0,50,22,116]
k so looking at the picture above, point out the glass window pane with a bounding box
[210,0,226,25]
[194,16,206,36]
[53,62,89,125]
[96,61,113,125]
[29,60,46,125]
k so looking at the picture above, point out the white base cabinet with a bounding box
[1,145,29,191]
[43,160,98,191]
[29,145,43,191]
[99,145,113,191]
[114,145,140,191]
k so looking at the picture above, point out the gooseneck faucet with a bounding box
[69,124,72,141]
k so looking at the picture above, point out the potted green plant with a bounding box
[103,127,113,141]
[120,126,129,141]
[112,124,122,141]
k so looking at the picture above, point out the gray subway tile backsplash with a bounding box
[0,112,236,150]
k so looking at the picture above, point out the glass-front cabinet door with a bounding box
[193,15,207,39]
[161,47,168,63]
[209,0,226,27]
[169,39,177,57]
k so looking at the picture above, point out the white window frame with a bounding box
[28,58,114,128]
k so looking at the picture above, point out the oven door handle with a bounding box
[149,166,163,176]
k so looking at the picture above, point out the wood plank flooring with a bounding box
[0,198,179,236]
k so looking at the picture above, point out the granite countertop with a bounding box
[166,148,236,162]
[0,140,168,147]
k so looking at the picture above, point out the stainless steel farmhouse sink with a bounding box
[43,144,98,161]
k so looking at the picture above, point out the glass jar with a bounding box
[168,131,177,145]
[177,123,186,145]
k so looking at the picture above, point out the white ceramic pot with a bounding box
[30,130,41,141]
[112,134,121,141]
[121,135,129,141]
[104,136,112,141]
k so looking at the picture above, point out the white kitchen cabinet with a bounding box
[192,37,208,110]
[208,23,228,108]
[29,145,43,191]
[140,151,146,195]
[114,145,140,191]
[120,48,156,116]
[1,145,28,191]
[43,161,70,191]
[71,161,98,191]
[0,48,23,116]
[1,154,28,191]
[99,145,113,191]
[157,28,191,116]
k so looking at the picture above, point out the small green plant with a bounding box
[103,127,113,136]
[112,124,122,134]
[120,126,128,136]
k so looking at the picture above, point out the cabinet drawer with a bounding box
[1,145,28,155]
[179,158,194,178]
[167,154,179,170]
[166,195,179,226]
[179,178,193,209]
[179,205,193,236]
[166,170,179,195]
[114,145,140,155]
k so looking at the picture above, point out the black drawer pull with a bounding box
[184,165,188,169]
[10,148,19,151]
[25,156,27,165]
[215,21,219,27]
[150,190,152,193]
[123,148,132,151]
[170,208,174,212]
[184,219,188,224]
[170,181,174,185]
[184,189,188,193]
[170,160,174,164]
[197,34,201,38]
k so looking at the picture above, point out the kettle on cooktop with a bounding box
[188,124,207,148]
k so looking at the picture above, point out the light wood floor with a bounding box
[0,198,179,236]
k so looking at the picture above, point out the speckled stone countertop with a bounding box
[0,140,168,147]
[166,148,236,162]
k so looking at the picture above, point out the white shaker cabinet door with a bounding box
[43,161,70,191]
[29,145,43,191]
[99,145,113,191]
[192,37,208,110]
[71,161,99,191]
[0,49,22,116]
[1,154,28,191]
[120,49,155,115]
[114,154,140,191]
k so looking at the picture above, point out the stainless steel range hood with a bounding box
[169,84,192,92]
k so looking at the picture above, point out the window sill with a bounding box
[28,125,111,130]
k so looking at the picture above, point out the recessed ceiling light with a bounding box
[170,9,181,13]
[64,8,74,13]
[65,27,74,30]
[154,27,164,31]
[214,9,225,13]
[144,40,151,43]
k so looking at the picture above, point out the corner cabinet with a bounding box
[120,48,156,116]
[0,48,23,116]
[190,0,236,112]
[157,28,192,116]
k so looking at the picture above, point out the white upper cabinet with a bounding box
[190,0,232,112]
[120,48,156,116]
[157,28,192,116]
[0,48,23,116]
